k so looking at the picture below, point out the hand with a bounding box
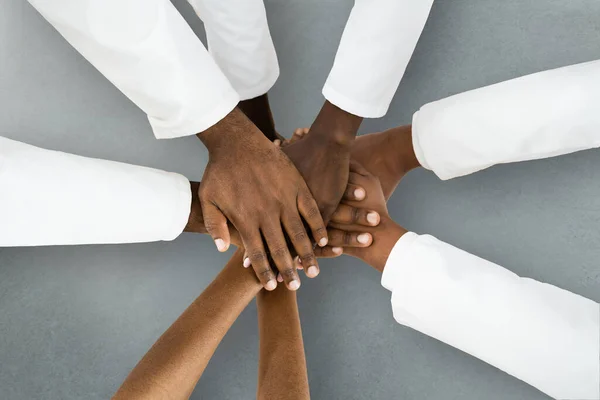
[315,162,407,272]
[282,101,362,224]
[185,181,244,247]
[197,108,327,291]
[351,125,420,200]
[292,125,420,201]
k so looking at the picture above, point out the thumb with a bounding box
[201,201,231,252]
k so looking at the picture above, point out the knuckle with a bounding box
[292,230,308,243]
[280,268,296,278]
[343,231,353,246]
[306,206,321,220]
[271,246,289,259]
[351,207,361,224]
[250,250,267,264]
[257,268,273,280]
[300,252,315,263]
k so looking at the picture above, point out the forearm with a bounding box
[113,249,261,400]
[323,0,434,117]
[257,287,310,400]
[412,59,600,180]
[382,233,600,399]
[238,94,278,141]
[28,0,238,139]
[311,101,363,147]
[0,137,190,246]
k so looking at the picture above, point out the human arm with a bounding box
[412,59,600,180]
[112,249,261,399]
[256,286,310,400]
[27,0,239,139]
[318,164,600,400]
[0,136,194,246]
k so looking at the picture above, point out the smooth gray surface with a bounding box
[1,0,599,399]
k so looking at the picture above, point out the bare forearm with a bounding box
[238,94,278,141]
[113,249,261,400]
[257,287,310,400]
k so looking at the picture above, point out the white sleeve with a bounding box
[412,59,600,180]
[323,0,434,118]
[27,0,239,139]
[381,232,600,400]
[187,0,279,100]
[0,137,191,246]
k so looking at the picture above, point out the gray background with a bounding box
[1,0,599,399]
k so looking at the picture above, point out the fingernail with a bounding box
[367,212,379,225]
[243,257,251,268]
[265,280,277,291]
[288,280,300,291]
[357,233,371,244]
[215,239,227,252]
[318,237,328,247]
[277,274,283,283]
[332,247,343,255]
[307,266,319,278]
[274,139,281,146]
[354,188,365,200]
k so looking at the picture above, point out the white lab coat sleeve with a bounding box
[0,137,192,246]
[381,232,600,400]
[27,0,240,139]
[187,0,279,100]
[323,0,434,118]
[412,59,600,180]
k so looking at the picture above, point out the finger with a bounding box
[261,221,301,291]
[314,246,344,259]
[200,201,230,252]
[297,189,328,247]
[330,204,380,227]
[349,160,371,176]
[326,229,373,248]
[242,251,251,268]
[273,139,281,147]
[283,212,319,278]
[241,229,277,291]
[343,183,365,201]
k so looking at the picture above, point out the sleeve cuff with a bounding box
[322,84,390,118]
[410,110,433,172]
[163,173,193,241]
[149,88,240,139]
[381,231,419,292]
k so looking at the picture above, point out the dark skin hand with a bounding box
[186,176,377,279]
[197,108,327,291]
[282,101,362,225]
[314,161,407,272]
[293,124,421,201]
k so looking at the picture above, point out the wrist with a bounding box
[365,218,407,273]
[184,181,205,233]
[238,94,277,141]
[311,101,362,147]
[197,107,261,155]
[389,125,421,173]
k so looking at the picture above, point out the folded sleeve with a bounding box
[27,0,239,139]
[323,0,434,118]
[187,0,279,100]
[382,232,600,400]
[412,59,600,180]
[0,137,192,246]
